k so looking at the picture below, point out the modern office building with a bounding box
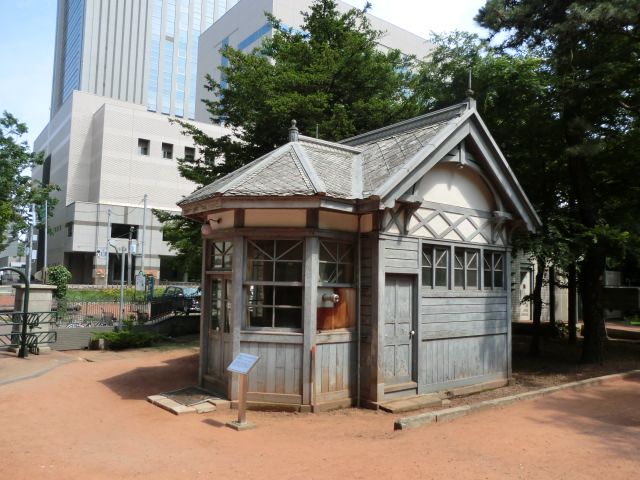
[33,91,228,283]
[195,0,431,122]
[50,0,239,119]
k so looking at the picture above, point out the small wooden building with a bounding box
[179,102,540,411]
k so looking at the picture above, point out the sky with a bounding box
[0,0,487,149]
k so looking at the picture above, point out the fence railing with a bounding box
[54,298,180,327]
[0,311,58,354]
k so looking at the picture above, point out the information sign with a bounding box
[135,273,146,292]
[227,353,260,375]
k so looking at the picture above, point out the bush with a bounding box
[92,329,162,350]
[48,265,72,299]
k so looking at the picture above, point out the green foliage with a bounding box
[66,287,159,302]
[159,0,419,263]
[476,0,640,362]
[48,265,72,300]
[92,329,162,350]
[0,112,58,251]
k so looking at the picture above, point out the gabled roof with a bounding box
[179,102,541,231]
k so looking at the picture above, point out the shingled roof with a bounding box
[178,103,467,206]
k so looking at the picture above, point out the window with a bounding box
[211,279,231,333]
[111,223,136,238]
[246,240,304,329]
[422,245,449,287]
[209,241,232,271]
[184,146,195,162]
[66,222,73,237]
[319,241,354,284]
[317,241,356,331]
[454,248,479,289]
[484,252,505,289]
[162,142,173,159]
[138,138,150,155]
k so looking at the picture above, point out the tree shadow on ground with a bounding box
[523,375,640,461]
[99,352,199,400]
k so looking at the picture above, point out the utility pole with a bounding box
[104,209,111,286]
[140,194,148,274]
[119,246,126,328]
[25,205,35,282]
[43,200,48,283]
[127,226,134,285]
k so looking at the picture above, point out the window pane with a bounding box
[319,262,337,283]
[422,246,433,266]
[274,308,301,329]
[277,240,303,260]
[435,268,447,287]
[422,266,433,286]
[454,269,464,287]
[454,252,464,269]
[247,260,273,282]
[435,249,448,268]
[210,279,222,330]
[247,285,273,307]
[275,261,302,282]
[249,306,272,328]
[320,241,338,262]
[274,286,302,307]
[468,268,478,288]
[248,240,274,260]
[494,269,504,288]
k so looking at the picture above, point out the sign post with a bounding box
[226,353,260,431]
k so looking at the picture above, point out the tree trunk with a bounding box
[579,246,607,363]
[549,266,556,328]
[529,256,545,357]
[568,262,578,344]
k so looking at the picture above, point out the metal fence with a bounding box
[0,311,58,354]
[54,298,179,327]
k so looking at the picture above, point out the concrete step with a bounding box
[379,393,443,413]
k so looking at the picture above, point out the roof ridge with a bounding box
[298,135,362,153]
[340,103,469,146]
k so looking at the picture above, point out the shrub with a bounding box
[48,265,72,299]
[92,330,162,350]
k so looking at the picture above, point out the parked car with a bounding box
[161,286,201,314]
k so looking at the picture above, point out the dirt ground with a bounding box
[1,342,639,480]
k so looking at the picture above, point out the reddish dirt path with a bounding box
[1,348,638,480]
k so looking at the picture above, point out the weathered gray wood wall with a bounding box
[315,334,356,403]
[241,338,303,404]
[419,294,507,391]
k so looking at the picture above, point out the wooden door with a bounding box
[383,275,415,386]
[208,278,233,381]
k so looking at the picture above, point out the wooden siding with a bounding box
[241,341,303,396]
[419,293,508,390]
[383,237,419,273]
[419,335,506,388]
[315,341,356,400]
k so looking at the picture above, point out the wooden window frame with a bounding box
[244,239,304,331]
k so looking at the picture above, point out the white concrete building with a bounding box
[195,0,431,122]
[34,91,228,283]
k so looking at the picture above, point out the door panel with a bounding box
[383,275,414,385]
[208,278,232,380]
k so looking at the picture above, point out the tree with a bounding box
[0,112,57,253]
[477,0,640,363]
[158,0,419,270]
[416,32,575,356]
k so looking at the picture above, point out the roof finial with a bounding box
[466,68,476,109]
[289,119,299,142]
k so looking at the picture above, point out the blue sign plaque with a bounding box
[227,353,260,375]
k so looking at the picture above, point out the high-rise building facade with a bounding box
[50,0,239,119]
